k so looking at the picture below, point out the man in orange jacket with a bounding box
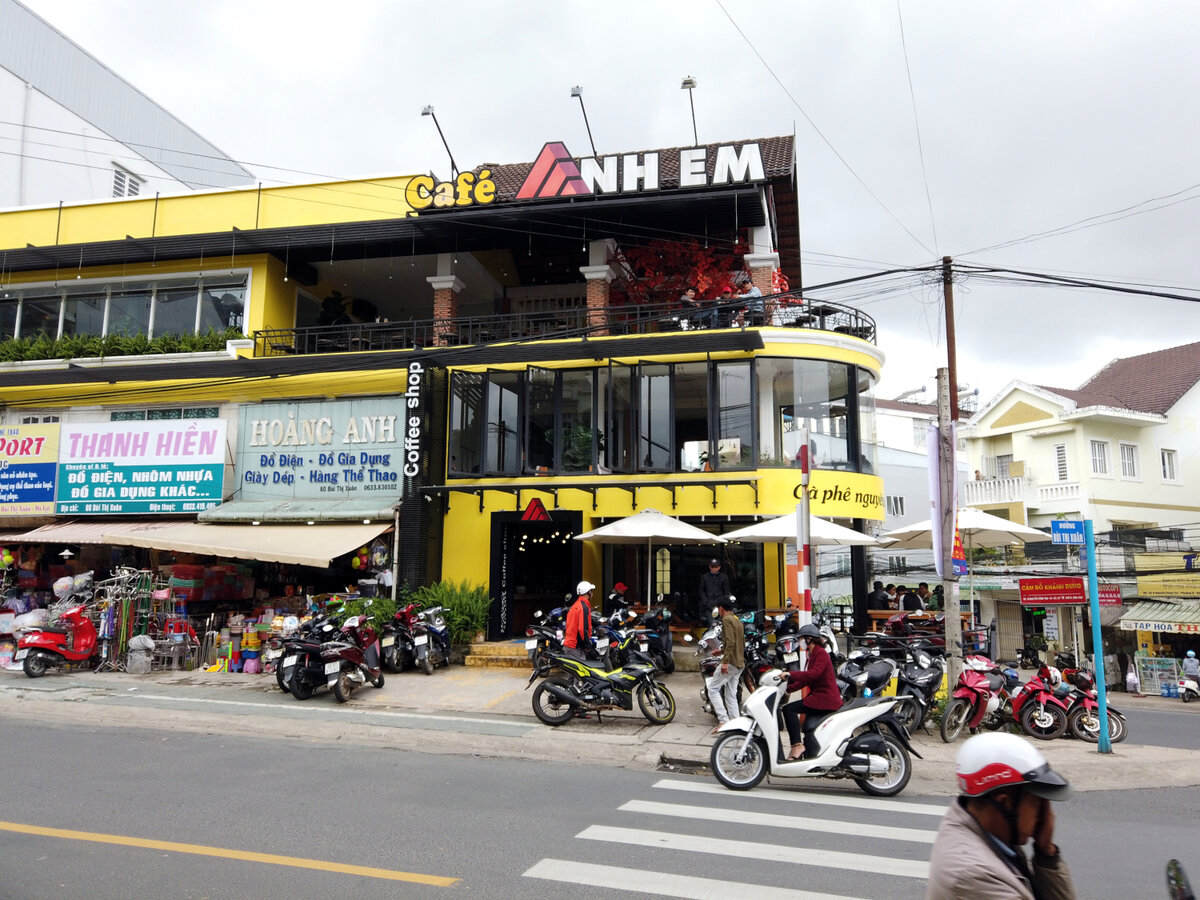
[563,580,595,661]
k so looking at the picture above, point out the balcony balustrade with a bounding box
[250,290,877,358]
[962,475,1032,507]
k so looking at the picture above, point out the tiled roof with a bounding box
[1040,340,1200,415]
[476,135,794,202]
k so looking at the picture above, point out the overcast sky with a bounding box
[20,0,1200,405]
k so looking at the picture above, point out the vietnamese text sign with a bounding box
[756,469,885,521]
[55,420,226,515]
[0,424,60,516]
[234,397,408,502]
[952,525,968,576]
[1119,619,1200,634]
[1051,520,1085,545]
[1133,552,1200,598]
[1019,577,1122,606]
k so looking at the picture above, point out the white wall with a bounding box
[0,68,182,208]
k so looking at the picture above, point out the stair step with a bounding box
[464,653,532,669]
[467,641,531,657]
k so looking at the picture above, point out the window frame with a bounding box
[1161,448,1180,484]
[1089,439,1111,478]
[1054,443,1069,482]
[1118,442,1140,480]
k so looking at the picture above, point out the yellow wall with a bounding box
[0,177,418,251]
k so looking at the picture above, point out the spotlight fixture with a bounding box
[569,85,598,157]
[680,76,698,146]
[421,105,460,178]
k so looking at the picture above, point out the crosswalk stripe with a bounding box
[619,799,936,844]
[577,825,930,880]
[523,858,867,900]
[652,778,949,817]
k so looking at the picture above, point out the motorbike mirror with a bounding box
[1167,859,1194,900]
[682,633,695,643]
[534,610,543,618]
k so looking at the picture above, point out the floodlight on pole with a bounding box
[680,76,698,146]
[570,86,597,158]
[420,105,459,178]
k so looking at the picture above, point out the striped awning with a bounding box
[1118,599,1200,633]
[2,518,186,544]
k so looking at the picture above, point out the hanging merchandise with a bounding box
[369,539,390,571]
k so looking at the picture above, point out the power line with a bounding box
[714,0,934,258]
[895,0,938,254]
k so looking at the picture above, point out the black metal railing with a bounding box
[250,290,876,358]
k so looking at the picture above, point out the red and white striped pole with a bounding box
[796,424,812,628]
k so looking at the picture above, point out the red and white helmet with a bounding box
[955,733,1072,800]
[1043,665,1062,686]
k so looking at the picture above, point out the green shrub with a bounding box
[414,580,492,645]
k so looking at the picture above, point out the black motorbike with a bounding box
[275,605,344,694]
[890,640,946,732]
[526,647,676,726]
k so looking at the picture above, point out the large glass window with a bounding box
[62,293,106,337]
[21,295,62,338]
[107,286,153,336]
[0,299,15,340]
[856,368,877,474]
[525,367,556,473]
[601,363,635,473]
[638,363,672,471]
[484,372,522,475]
[448,372,483,475]
[716,361,753,469]
[200,281,246,331]
[560,369,597,473]
[674,362,709,471]
[755,359,852,469]
[154,285,201,336]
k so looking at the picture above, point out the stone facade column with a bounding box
[426,274,465,345]
[579,265,613,336]
[744,251,781,322]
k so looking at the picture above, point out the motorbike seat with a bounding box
[39,624,69,634]
[985,673,1006,692]
[840,697,879,712]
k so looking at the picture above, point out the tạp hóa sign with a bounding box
[0,423,59,516]
[55,420,226,515]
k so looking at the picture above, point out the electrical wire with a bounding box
[895,0,938,254]
[714,0,934,258]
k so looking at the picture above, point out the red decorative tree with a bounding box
[609,238,746,306]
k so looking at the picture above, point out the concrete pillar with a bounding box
[744,251,781,321]
[427,274,465,345]
[579,265,613,336]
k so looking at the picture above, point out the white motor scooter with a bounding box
[1180,673,1200,703]
[711,668,920,797]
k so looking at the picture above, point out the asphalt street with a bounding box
[1,716,1197,900]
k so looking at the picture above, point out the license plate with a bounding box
[784,652,799,663]
[381,635,394,647]
[283,655,297,668]
[556,630,563,641]
[15,648,27,661]
[639,643,649,653]
[324,661,340,675]
[414,635,428,646]
[525,639,537,649]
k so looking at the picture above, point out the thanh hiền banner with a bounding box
[55,420,226,515]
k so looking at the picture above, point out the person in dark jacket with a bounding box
[697,559,732,625]
[867,580,890,608]
[781,623,843,760]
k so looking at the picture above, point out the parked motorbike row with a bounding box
[695,602,810,716]
[15,572,104,677]
[939,649,1128,744]
[525,592,675,675]
[272,600,448,703]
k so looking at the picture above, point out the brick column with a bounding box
[744,251,781,323]
[579,265,613,336]
[426,275,465,345]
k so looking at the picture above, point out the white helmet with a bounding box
[1044,665,1062,686]
[576,580,596,595]
[955,732,1072,800]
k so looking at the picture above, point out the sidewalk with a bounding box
[3,664,1199,796]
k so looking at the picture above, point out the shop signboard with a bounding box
[1019,577,1122,607]
[1133,552,1200,598]
[1119,619,1200,634]
[0,423,60,516]
[235,396,410,502]
[55,420,226,515]
[758,469,886,521]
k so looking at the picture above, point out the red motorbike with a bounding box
[1009,664,1072,740]
[939,654,1016,742]
[321,614,385,703]
[1061,668,1128,743]
[16,605,98,678]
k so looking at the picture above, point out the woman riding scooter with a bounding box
[781,623,843,760]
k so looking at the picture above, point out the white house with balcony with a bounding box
[961,341,1199,532]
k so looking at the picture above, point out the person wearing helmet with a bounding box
[563,581,595,662]
[780,623,843,760]
[927,732,1075,900]
[1183,649,1200,681]
[707,595,745,733]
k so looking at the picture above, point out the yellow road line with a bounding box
[0,820,457,886]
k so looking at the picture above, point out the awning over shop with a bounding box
[1117,599,1200,633]
[198,498,399,524]
[100,521,391,568]
[4,518,187,544]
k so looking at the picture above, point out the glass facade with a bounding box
[448,356,876,478]
[0,274,247,340]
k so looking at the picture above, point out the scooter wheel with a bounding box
[940,698,970,743]
[1020,702,1067,740]
[1184,691,1193,704]
[23,653,47,678]
[856,733,912,797]
[275,662,291,692]
[421,653,434,676]
[332,670,354,703]
[532,677,577,726]
[637,681,676,725]
[711,731,767,791]
[370,671,385,689]
[289,673,315,700]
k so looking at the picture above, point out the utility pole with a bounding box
[940,254,963,685]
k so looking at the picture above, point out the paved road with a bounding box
[1119,702,1200,750]
[2,716,1197,899]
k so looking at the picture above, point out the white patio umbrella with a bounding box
[724,514,881,547]
[880,507,1052,610]
[573,508,726,601]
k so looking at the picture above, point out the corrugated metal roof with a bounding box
[1119,599,1200,626]
[0,0,252,189]
[8,517,186,544]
